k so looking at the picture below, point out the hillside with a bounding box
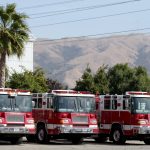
[33,34,150,88]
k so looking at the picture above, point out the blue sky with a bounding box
[0,0,150,39]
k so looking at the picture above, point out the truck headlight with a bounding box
[60,119,70,124]
[90,119,97,124]
[0,117,3,123]
[27,119,34,124]
[138,120,147,125]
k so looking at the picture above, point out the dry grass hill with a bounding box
[33,34,150,88]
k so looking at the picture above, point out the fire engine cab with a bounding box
[0,88,35,144]
[31,90,98,144]
[95,91,150,144]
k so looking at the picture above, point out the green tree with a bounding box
[0,3,29,87]
[74,63,150,95]
[46,78,68,92]
[107,63,150,94]
[129,66,150,91]
[108,63,134,94]
[6,67,48,93]
[75,65,95,93]
[94,65,109,94]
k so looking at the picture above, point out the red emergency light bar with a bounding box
[51,90,92,95]
[0,88,12,92]
[78,91,92,94]
[15,89,30,93]
[126,91,150,95]
[0,88,30,94]
[52,90,77,94]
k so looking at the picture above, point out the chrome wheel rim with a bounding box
[38,129,45,141]
[113,130,120,141]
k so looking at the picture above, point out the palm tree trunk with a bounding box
[0,52,6,88]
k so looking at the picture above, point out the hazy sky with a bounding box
[1,0,150,39]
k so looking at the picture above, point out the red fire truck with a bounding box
[31,90,98,144]
[0,88,35,144]
[95,91,150,144]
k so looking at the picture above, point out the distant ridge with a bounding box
[33,34,150,88]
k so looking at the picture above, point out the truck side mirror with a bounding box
[125,99,129,109]
[32,101,35,108]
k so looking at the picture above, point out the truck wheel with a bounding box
[26,135,36,142]
[144,139,150,145]
[94,136,108,143]
[10,137,23,144]
[111,128,126,144]
[36,125,49,144]
[72,137,83,144]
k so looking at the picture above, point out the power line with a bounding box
[29,0,142,18]
[34,27,150,45]
[30,8,150,28]
[18,0,87,10]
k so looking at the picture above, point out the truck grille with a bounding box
[72,116,88,124]
[6,115,24,123]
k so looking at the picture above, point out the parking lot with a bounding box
[0,138,149,150]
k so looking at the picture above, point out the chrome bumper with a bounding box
[138,126,150,134]
[56,125,98,134]
[0,126,29,134]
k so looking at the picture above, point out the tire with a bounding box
[144,139,150,145]
[111,128,126,144]
[72,137,83,144]
[26,135,36,142]
[94,136,108,143]
[10,137,23,145]
[36,125,49,144]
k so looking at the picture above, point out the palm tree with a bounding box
[0,3,29,87]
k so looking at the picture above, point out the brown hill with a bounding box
[33,34,150,88]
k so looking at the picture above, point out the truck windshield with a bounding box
[55,96,95,113]
[132,97,150,114]
[0,94,32,112]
